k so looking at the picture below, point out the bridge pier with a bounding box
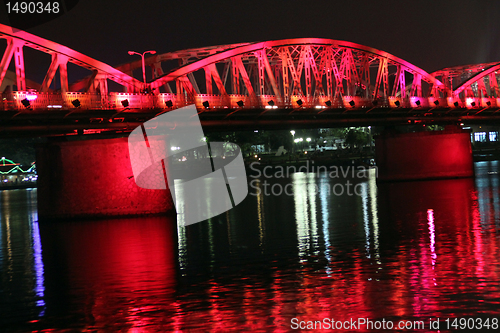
[36,137,174,221]
[375,126,474,181]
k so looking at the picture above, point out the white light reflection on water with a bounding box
[307,173,319,256]
[368,170,381,264]
[31,218,46,315]
[256,183,265,247]
[3,190,13,282]
[175,179,188,271]
[360,182,371,258]
[28,189,46,316]
[318,175,332,274]
[293,173,310,260]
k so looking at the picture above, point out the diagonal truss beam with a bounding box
[0,38,26,91]
[0,23,142,92]
[41,53,69,92]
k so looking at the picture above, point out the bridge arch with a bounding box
[0,23,142,94]
[150,38,448,109]
[440,62,500,98]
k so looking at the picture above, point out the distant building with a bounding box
[467,125,500,146]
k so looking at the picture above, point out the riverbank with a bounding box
[0,183,37,190]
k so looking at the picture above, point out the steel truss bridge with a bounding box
[2,23,500,136]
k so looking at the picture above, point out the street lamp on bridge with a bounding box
[128,50,156,90]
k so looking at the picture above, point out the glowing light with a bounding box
[26,94,37,101]
[171,146,181,151]
[290,130,295,135]
[254,155,258,158]
[306,138,311,142]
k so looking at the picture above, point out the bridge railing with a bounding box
[1,92,499,111]
[0,92,185,111]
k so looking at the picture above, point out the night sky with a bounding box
[2,0,500,75]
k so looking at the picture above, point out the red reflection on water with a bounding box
[37,177,500,331]
[40,216,176,331]
[173,178,498,331]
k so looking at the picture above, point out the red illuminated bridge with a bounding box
[2,23,500,136]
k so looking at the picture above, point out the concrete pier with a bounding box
[36,137,174,220]
[375,127,474,181]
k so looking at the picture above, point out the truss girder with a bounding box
[151,38,446,101]
[0,23,141,93]
[447,63,500,98]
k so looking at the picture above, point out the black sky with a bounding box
[2,0,500,73]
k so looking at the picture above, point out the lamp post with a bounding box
[128,50,156,90]
[290,130,295,154]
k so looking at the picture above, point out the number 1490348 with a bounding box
[5,2,60,14]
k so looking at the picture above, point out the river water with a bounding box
[1,161,500,332]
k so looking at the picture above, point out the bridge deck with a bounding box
[2,92,500,137]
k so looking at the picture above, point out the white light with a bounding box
[265,105,272,109]
[294,138,300,143]
[47,105,62,108]
[290,130,295,135]
[26,94,37,101]
[171,146,181,151]
[323,140,327,143]
[202,137,207,141]
[306,138,311,142]
[299,138,303,142]
[254,130,259,133]
[272,105,278,109]
[315,105,322,109]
